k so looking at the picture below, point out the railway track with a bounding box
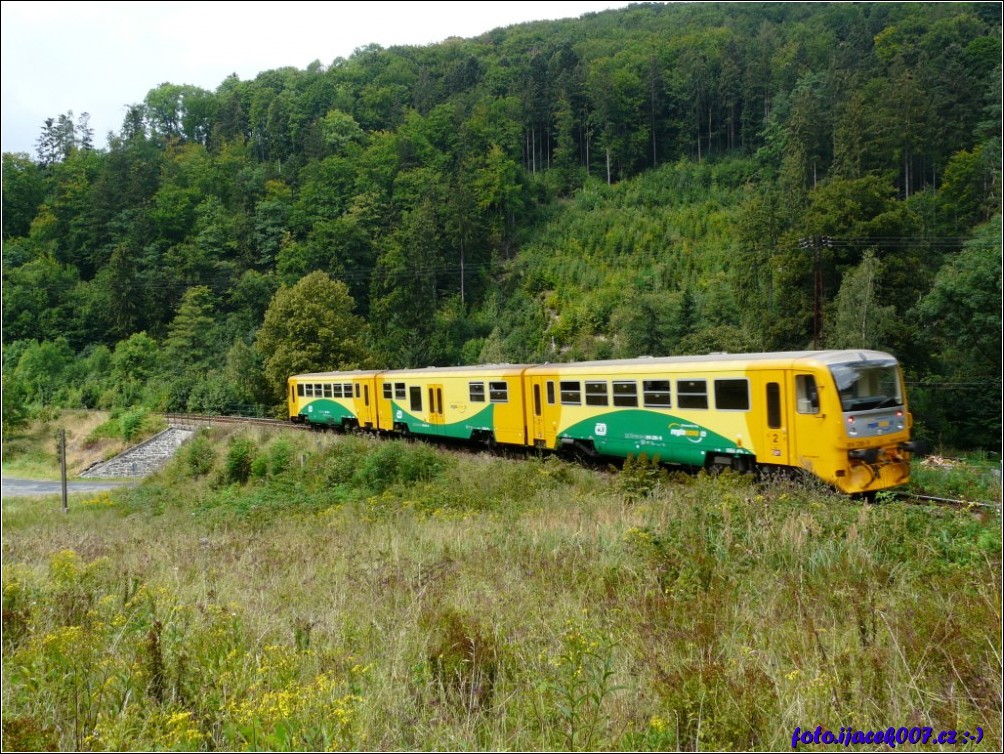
[162,412,1000,510]
[886,491,1000,511]
[163,412,305,430]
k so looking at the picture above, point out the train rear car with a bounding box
[288,370,381,429]
[375,365,530,445]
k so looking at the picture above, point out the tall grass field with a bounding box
[3,427,1000,750]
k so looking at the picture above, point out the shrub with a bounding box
[120,408,147,442]
[225,437,257,484]
[184,433,216,477]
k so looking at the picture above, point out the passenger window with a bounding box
[469,382,485,402]
[714,379,749,411]
[613,381,639,407]
[382,383,392,399]
[343,383,352,396]
[394,383,406,400]
[534,385,542,416]
[585,381,608,406]
[354,384,361,398]
[290,385,295,402]
[677,379,708,409]
[642,380,671,408]
[796,375,819,414]
[323,384,332,398]
[410,386,422,412]
[489,381,508,403]
[767,383,782,428]
[332,383,343,398]
[305,384,313,398]
[546,381,555,405]
[560,381,581,405]
[364,385,369,406]
[297,384,304,397]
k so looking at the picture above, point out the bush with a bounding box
[266,438,295,477]
[353,441,447,493]
[225,437,257,485]
[184,433,216,477]
[119,408,147,442]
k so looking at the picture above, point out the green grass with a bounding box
[3,430,1001,751]
[909,451,1003,504]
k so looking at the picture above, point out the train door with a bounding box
[791,371,824,471]
[761,371,790,466]
[526,374,557,448]
[428,384,445,428]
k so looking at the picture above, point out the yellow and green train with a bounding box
[289,350,919,494]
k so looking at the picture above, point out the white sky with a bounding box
[1,0,636,155]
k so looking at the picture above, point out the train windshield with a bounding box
[830,360,903,412]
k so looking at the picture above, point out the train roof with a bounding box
[524,350,899,372]
[290,351,899,381]
[290,370,384,379]
[380,364,531,377]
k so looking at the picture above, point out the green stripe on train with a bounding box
[390,402,494,439]
[560,409,753,466]
[299,399,357,425]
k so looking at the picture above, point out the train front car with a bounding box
[795,351,914,494]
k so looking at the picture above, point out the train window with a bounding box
[489,381,509,403]
[714,379,749,411]
[354,384,361,398]
[394,383,406,400]
[560,381,581,405]
[365,385,370,406]
[547,381,556,405]
[767,383,782,428]
[642,380,671,408]
[796,375,819,414]
[677,379,708,409]
[429,387,436,414]
[410,386,422,412]
[305,384,313,397]
[333,383,344,398]
[585,381,609,406]
[291,385,295,402]
[297,384,304,397]
[323,384,332,398]
[343,383,353,396]
[534,385,542,416]
[469,382,486,402]
[383,383,392,399]
[613,381,639,407]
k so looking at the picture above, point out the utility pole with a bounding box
[59,428,68,514]
[799,236,832,350]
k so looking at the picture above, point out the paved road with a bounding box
[2,477,136,498]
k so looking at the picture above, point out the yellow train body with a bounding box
[289,350,915,495]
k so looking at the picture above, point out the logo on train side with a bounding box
[594,423,607,436]
[669,422,705,443]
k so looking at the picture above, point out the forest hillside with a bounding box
[3,2,1001,448]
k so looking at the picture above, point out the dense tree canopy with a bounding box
[2,2,1000,445]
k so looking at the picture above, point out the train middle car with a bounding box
[375,365,530,446]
